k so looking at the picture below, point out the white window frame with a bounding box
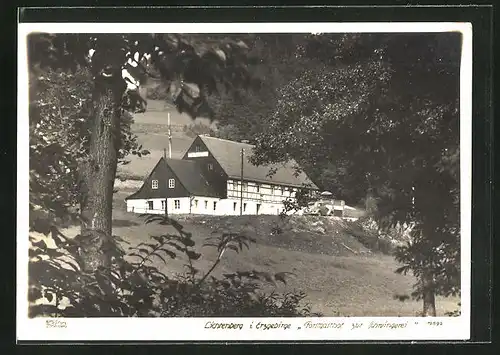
[204,200,208,209]
[168,178,175,189]
[194,199,198,208]
[174,199,180,209]
[152,179,159,189]
[213,201,217,211]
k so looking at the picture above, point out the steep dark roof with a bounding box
[125,158,165,200]
[198,136,318,189]
[165,158,219,197]
[125,157,219,200]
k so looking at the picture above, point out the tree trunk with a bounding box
[422,272,437,316]
[77,82,123,273]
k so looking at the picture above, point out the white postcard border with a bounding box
[17,21,472,342]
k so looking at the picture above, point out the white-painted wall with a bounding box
[126,197,192,215]
[126,195,287,216]
[214,198,284,216]
[189,196,225,215]
[126,180,302,216]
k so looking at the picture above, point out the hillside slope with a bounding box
[30,192,459,317]
[107,194,459,316]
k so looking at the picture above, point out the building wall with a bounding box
[126,197,192,214]
[126,196,286,216]
[127,197,229,215]
[126,137,305,216]
[189,196,225,215]
[126,175,300,216]
[209,198,285,216]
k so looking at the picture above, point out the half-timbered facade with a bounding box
[125,135,318,215]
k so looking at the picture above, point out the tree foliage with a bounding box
[27,32,316,317]
[250,33,462,315]
[28,32,261,272]
[28,33,261,119]
[29,67,144,233]
[29,216,315,317]
[210,34,313,142]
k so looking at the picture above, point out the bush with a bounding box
[343,218,399,254]
[317,205,330,216]
[28,216,317,317]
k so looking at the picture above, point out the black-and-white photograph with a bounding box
[18,21,472,341]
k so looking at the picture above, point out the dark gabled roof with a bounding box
[125,157,219,200]
[198,135,318,189]
[125,158,165,200]
[165,158,219,197]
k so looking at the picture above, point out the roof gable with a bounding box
[126,157,220,200]
[197,136,318,189]
[125,158,166,200]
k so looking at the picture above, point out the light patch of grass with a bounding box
[105,197,461,317]
[44,194,460,317]
[133,99,216,128]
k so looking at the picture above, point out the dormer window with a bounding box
[208,163,213,171]
[152,180,158,189]
[168,178,175,188]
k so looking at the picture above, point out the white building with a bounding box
[125,135,318,215]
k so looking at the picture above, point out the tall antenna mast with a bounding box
[168,112,172,159]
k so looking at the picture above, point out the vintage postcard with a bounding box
[18,21,472,341]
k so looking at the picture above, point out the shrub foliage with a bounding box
[29,216,317,317]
